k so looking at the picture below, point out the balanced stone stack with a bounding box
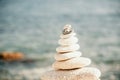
[41,25,101,80]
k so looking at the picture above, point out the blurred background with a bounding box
[0,0,120,80]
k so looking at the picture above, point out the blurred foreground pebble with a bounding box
[0,51,24,61]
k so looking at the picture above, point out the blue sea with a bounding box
[0,0,120,80]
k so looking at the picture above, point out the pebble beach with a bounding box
[0,0,120,80]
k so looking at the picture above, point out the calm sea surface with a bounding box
[0,0,120,80]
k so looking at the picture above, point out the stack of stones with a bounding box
[41,25,101,80]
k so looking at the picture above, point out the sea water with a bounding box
[0,0,120,80]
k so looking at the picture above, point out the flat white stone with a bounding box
[54,51,82,61]
[41,67,101,80]
[60,32,76,39]
[56,44,80,52]
[52,57,91,69]
[58,36,78,46]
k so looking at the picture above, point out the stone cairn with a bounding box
[41,24,101,80]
